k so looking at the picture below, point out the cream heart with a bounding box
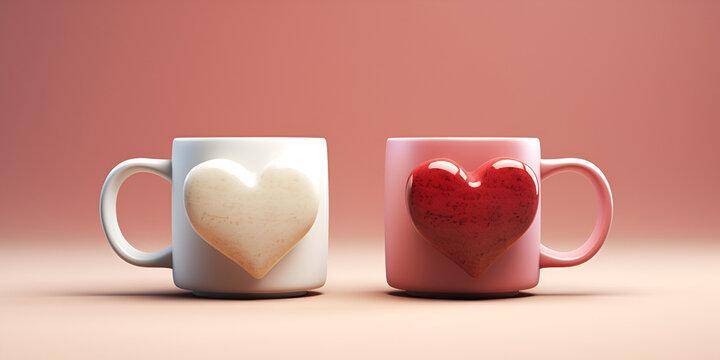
[183,159,319,279]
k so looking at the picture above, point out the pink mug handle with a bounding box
[539,158,613,268]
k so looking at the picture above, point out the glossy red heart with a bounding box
[406,158,539,277]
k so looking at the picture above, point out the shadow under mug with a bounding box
[100,137,329,298]
[384,137,613,296]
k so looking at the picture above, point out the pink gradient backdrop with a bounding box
[1,1,718,249]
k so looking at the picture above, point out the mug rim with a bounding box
[173,137,326,142]
[387,137,539,142]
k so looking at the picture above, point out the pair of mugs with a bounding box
[100,137,612,298]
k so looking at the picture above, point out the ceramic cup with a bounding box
[100,138,328,298]
[385,137,613,296]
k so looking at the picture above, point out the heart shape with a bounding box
[406,158,539,277]
[184,159,319,279]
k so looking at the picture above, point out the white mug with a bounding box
[100,138,328,298]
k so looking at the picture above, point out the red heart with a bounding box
[406,158,539,277]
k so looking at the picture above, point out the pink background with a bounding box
[1,0,718,249]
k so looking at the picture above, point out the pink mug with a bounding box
[384,137,613,296]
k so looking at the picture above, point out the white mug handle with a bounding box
[100,158,173,268]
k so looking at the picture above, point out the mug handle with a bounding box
[539,158,613,268]
[100,158,173,268]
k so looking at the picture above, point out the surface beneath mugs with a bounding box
[1,240,719,359]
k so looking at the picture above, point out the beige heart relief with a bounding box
[184,159,320,279]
